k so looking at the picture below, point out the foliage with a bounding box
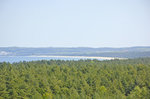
[0,58,150,98]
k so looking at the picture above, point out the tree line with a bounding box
[0,58,150,99]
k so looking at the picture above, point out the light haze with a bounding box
[0,0,150,47]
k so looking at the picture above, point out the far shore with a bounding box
[27,55,127,60]
[0,55,128,60]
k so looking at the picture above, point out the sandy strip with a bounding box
[28,55,127,60]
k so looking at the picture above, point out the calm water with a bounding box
[0,56,103,63]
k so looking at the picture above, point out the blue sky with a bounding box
[0,0,150,47]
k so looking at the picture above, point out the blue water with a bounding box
[0,56,102,63]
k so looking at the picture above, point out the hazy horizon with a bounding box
[0,0,150,47]
[0,45,150,48]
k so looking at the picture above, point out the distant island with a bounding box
[0,46,150,58]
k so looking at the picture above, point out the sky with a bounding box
[0,0,150,48]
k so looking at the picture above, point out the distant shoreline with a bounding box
[0,55,127,60]
[27,55,127,60]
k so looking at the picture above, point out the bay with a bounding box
[0,56,104,63]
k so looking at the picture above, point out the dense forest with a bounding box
[0,58,150,99]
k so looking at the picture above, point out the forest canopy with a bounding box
[0,58,150,99]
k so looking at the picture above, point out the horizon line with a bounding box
[0,45,150,48]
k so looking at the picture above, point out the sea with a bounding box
[0,56,104,63]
